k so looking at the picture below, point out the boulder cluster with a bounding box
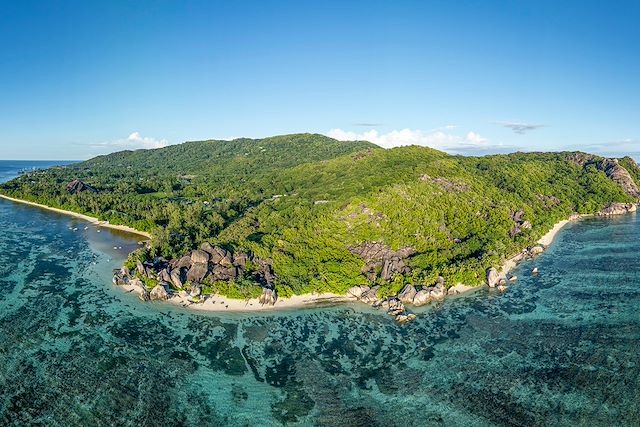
[347,276,449,324]
[509,209,532,238]
[567,154,640,199]
[66,179,97,194]
[485,243,546,292]
[597,202,637,216]
[350,242,416,282]
[112,242,278,305]
[598,159,640,198]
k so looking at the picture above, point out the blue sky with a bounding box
[1,0,639,159]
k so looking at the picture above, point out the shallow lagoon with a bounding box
[1,169,639,426]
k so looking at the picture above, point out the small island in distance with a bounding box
[2,133,639,320]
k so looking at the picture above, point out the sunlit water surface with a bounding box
[0,161,639,426]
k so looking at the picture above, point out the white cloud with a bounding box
[116,132,168,149]
[87,132,169,151]
[326,128,509,154]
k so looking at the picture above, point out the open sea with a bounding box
[0,160,639,426]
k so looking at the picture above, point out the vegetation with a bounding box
[2,133,638,298]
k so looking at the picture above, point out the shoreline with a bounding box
[0,193,152,239]
[498,217,577,279]
[124,284,355,312]
[5,191,631,314]
[122,215,587,313]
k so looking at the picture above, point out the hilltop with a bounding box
[2,133,639,306]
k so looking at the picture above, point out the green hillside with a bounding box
[2,134,639,298]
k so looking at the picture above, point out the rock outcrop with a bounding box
[413,289,432,306]
[190,283,202,298]
[598,159,640,198]
[186,262,209,283]
[170,269,184,288]
[150,283,170,301]
[528,245,545,256]
[567,154,640,199]
[190,250,210,264]
[129,278,150,301]
[419,175,469,192]
[347,285,367,298]
[66,179,97,194]
[398,284,417,304]
[360,286,380,304]
[509,209,533,238]
[486,267,499,288]
[350,242,416,282]
[598,203,637,216]
[259,288,277,305]
[114,243,273,305]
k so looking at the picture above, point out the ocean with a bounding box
[0,160,639,426]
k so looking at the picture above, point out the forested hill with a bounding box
[2,133,640,298]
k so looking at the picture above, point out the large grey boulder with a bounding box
[350,242,416,282]
[219,252,234,267]
[360,286,380,304]
[259,288,277,305]
[430,285,446,300]
[191,250,210,265]
[187,263,209,283]
[398,284,417,304]
[232,252,249,267]
[135,260,152,278]
[386,298,405,316]
[413,289,432,306]
[598,202,637,216]
[150,283,170,301]
[170,269,184,288]
[210,264,237,281]
[175,255,192,270]
[112,272,129,286]
[191,283,202,298]
[129,278,150,301]
[205,246,228,264]
[200,242,217,256]
[529,245,544,256]
[347,285,368,298]
[486,268,499,288]
[396,313,417,324]
[158,268,172,283]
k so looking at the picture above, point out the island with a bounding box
[2,133,639,321]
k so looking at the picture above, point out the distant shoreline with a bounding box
[0,194,152,239]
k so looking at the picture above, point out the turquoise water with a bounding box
[1,161,639,426]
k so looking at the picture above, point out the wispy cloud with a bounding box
[327,128,515,155]
[495,121,545,134]
[86,132,169,150]
[353,122,382,127]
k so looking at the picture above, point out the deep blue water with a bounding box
[0,160,76,182]
[1,161,639,426]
